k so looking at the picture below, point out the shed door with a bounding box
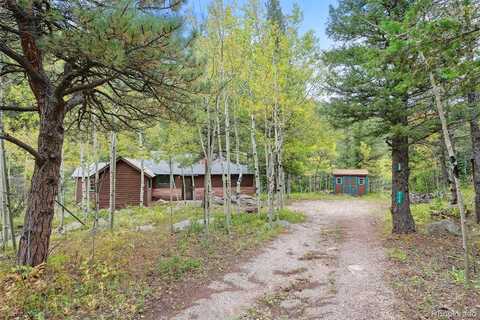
[342,176,358,195]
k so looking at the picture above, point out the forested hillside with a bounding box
[0,0,480,319]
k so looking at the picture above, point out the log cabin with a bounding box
[72,157,255,209]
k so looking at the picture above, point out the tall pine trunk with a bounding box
[17,101,66,266]
[390,133,416,234]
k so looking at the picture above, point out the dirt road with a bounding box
[168,200,396,320]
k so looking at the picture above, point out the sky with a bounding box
[188,0,340,50]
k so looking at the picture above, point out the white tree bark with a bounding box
[0,111,9,249]
[58,148,65,230]
[109,131,117,230]
[80,142,87,218]
[233,104,242,213]
[139,131,145,208]
[429,68,471,284]
[93,128,100,215]
[169,156,174,233]
[250,114,261,212]
[224,95,232,222]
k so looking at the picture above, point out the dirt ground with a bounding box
[149,199,397,320]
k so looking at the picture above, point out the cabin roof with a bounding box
[72,156,253,178]
[332,169,369,176]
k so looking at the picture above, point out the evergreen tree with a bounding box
[0,0,200,266]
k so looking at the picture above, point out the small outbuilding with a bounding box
[332,169,369,196]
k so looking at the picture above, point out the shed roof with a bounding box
[72,156,252,178]
[332,169,369,176]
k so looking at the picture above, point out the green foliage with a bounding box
[387,248,408,263]
[157,256,202,280]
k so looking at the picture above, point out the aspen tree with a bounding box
[250,114,261,211]
[427,65,471,285]
[109,131,117,230]
[139,132,145,208]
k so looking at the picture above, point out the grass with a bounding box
[381,187,480,319]
[0,205,305,320]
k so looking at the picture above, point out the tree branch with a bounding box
[62,76,114,96]
[0,41,45,84]
[0,105,38,112]
[65,93,84,112]
[0,133,43,162]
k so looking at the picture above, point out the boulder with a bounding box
[136,224,155,232]
[426,219,461,236]
[276,220,291,228]
[410,192,435,204]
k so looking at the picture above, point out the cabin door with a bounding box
[183,177,194,200]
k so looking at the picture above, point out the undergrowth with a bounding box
[0,205,304,319]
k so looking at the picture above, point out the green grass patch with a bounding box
[158,256,202,280]
[387,248,408,262]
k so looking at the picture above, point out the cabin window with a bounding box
[336,177,342,184]
[359,177,365,185]
[147,178,152,188]
[89,179,95,192]
[156,175,170,187]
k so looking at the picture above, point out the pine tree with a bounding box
[0,1,200,266]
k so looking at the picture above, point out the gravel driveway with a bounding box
[167,200,396,320]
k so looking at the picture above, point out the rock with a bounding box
[156,199,168,204]
[136,224,155,232]
[173,218,215,232]
[426,219,461,236]
[276,220,291,228]
[410,192,434,204]
[347,264,364,273]
[280,298,302,309]
[211,194,259,213]
[173,219,192,232]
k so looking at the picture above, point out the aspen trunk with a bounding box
[109,131,116,230]
[80,142,87,217]
[169,157,174,234]
[250,114,261,211]
[91,126,99,262]
[93,128,100,216]
[215,101,229,230]
[58,148,65,230]
[233,104,242,213]
[181,168,186,205]
[468,94,480,223]
[191,168,196,201]
[0,110,14,250]
[139,132,145,208]
[429,70,471,284]
[224,95,232,222]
